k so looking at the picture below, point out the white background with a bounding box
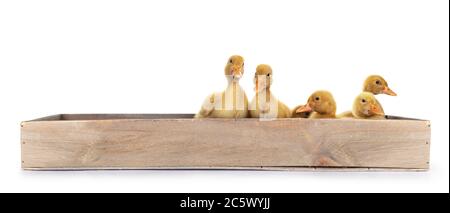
[0,0,448,193]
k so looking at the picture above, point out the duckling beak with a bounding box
[231,66,243,80]
[233,73,242,80]
[383,87,397,96]
[370,104,384,116]
[296,104,313,113]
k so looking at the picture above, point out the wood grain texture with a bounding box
[21,114,431,171]
[21,167,428,172]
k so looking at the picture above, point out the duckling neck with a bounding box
[226,81,239,91]
[316,111,336,118]
[363,86,370,93]
[224,78,245,117]
[316,105,336,118]
[226,76,240,85]
[352,107,369,118]
[311,112,336,119]
[256,87,271,102]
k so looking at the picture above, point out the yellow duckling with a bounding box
[339,75,396,118]
[295,90,337,119]
[249,64,291,118]
[363,75,397,96]
[195,55,249,118]
[350,92,385,119]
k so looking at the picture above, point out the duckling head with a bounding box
[296,90,337,116]
[352,92,385,118]
[363,75,397,96]
[225,55,245,82]
[254,64,273,92]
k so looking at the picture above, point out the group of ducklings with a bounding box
[195,55,397,120]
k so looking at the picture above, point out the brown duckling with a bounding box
[249,64,291,118]
[295,90,337,119]
[195,55,249,118]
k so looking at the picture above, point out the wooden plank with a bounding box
[21,115,431,170]
[21,167,428,172]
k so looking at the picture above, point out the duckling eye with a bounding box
[361,99,367,103]
[229,59,233,63]
[315,97,320,101]
[267,74,270,77]
[375,80,381,85]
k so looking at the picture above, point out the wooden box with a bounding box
[21,114,431,171]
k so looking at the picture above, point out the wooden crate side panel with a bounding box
[21,119,430,169]
[21,167,428,172]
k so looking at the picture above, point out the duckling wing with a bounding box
[278,101,292,118]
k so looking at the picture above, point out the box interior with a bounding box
[29,114,426,121]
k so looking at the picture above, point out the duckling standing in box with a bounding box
[295,90,337,119]
[350,92,385,119]
[249,64,291,119]
[195,55,249,119]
